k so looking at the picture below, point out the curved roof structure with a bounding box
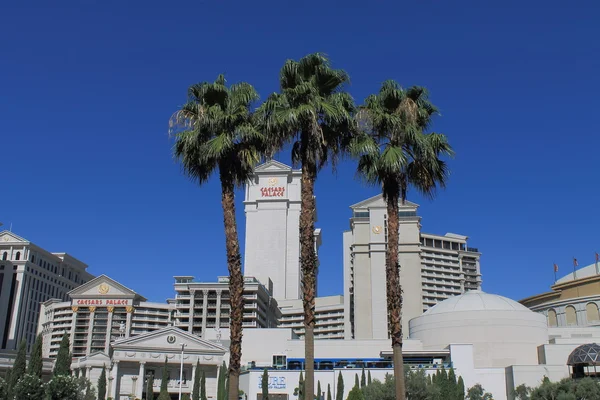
[423,290,530,315]
[567,343,600,366]
[556,263,600,284]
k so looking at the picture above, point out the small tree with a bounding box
[28,334,44,378]
[157,358,170,400]
[466,384,493,400]
[54,332,72,376]
[347,385,364,400]
[182,394,191,400]
[262,369,269,400]
[217,362,227,400]
[335,372,344,400]
[79,376,97,400]
[146,373,155,400]
[360,368,366,388]
[327,384,332,400]
[201,371,207,400]
[97,366,107,400]
[513,384,531,400]
[192,361,201,400]
[9,339,27,397]
[298,371,304,400]
[0,377,7,400]
[46,375,79,400]
[367,371,372,386]
[354,374,359,389]
[12,373,44,400]
[317,380,321,400]
[457,377,465,400]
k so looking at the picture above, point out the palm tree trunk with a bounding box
[220,174,244,400]
[300,160,317,400]
[385,191,406,400]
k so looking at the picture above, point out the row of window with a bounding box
[547,303,600,327]
[2,251,21,261]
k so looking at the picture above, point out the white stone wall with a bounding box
[244,161,302,301]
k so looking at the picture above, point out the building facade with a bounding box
[38,275,174,359]
[172,275,281,336]
[520,261,600,329]
[278,296,345,340]
[342,195,482,340]
[0,230,93,350]
[243,160,322,302]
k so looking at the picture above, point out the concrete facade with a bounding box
[343,195,482,340]
[244,160,321,302]
[278,296,345,340]
[172,275,281,336]
[38,275,175,359]
[0,230,93,350]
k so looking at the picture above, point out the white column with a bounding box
[215,290,222,329]
[105,307,114,352]
[110,361,119,399]
[86,366,92,379]
[137,361,146,398]
[201,290,209,337]
[86,307,96,355]
[188,289,196,333]
[70,307,78,354]
[458,256,465,292]
[125,306,134,338]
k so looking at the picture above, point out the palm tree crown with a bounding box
[258,53,355,170]
[170,74,263,186]
[353,80,453,201]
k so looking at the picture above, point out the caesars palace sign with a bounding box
[260,177,285,198]
[72,298,132,306]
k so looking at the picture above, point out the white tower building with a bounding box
[243,160,322,301]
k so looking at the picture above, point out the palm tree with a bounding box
[351,80,453,400]
[257,53,355,398]
[169,75,263,400]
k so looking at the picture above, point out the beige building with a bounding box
[342,195,481,340]
[38,275,175,359]
[0,230,93,350]
[278,295,344,339]
[172,275,281,336]
[243,160,323,302]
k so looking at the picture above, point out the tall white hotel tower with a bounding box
[243,159,322,302]
[243,160,345,340]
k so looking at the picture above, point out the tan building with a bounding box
[278,295,344,340]
[520,261,600,328]
[38,275,174,359]
[0,230,93,350]
[342,195,482,340]
[172,275,281,337]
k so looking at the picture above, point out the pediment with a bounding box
[112,327,226,354]
[350,194,419,210]
[68,275,146,301]
[0,231,29,244]
[254,159,293,173]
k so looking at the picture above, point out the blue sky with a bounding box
[1,0,599,303]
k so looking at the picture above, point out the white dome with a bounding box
[424,290,530,315]
[410,290,548,369]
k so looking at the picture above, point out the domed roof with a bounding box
[567,343,600,366]
[424,290,531,315]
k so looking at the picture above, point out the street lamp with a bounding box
[178,343,187,400]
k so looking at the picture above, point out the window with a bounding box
[586,303,600,323]
[15,252,20,261]
[31,255,35,263]
[547,309,558,327]
[566,306,577,326]
[2,252,6,260]
[272,354,287,368]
